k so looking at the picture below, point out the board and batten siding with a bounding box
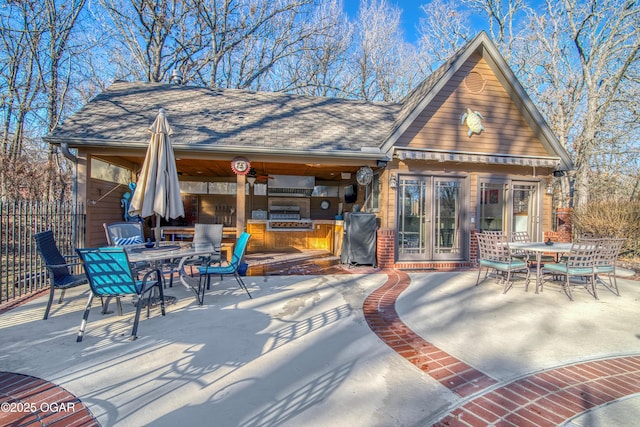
[396,54,549,158]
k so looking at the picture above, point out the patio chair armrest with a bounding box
[45,261,82,269]
[139,268,162,290]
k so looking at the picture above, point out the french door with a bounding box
[478,180,540,239]
[397,176,466,261]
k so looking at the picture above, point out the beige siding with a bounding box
[86,178,133,246]
[397,55,549,158]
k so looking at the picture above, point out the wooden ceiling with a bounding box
[117,155,369,182]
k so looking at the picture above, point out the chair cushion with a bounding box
[113,236,143,246]
[545,263,594,275]
[198,265,236,275]
[479,259,527,270]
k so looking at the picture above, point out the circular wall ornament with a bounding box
[320,200,331,210]
[231,156,251,175]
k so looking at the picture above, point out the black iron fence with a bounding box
[0,200,85,304]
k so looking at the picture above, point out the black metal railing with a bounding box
[0,200,85,304]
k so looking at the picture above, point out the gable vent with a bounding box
[464,71,486,94]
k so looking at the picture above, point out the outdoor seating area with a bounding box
[3,267,640,426]
[33,220,249,342]
[476,232,626,301]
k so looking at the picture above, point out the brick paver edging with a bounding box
[363,269,640,426]
[0,372,99,427]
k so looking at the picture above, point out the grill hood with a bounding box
[268,175,315,197]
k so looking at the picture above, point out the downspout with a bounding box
[61,142,80,247]
[60,142,78,205]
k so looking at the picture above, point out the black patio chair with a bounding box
[76,247,165,342]
[33,230,88,320]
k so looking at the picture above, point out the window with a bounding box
[90,158,132,185]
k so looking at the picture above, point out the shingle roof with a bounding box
[47,81,402,154]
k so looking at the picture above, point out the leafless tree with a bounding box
[417,0,473,70]
[271,0,353,97]
[520,0,640,207]
[95,0,205,83]
[347,0,419,101]
[0,0,86,201]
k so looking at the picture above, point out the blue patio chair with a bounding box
[33,230,88,320]
[76,247,165,342]
[196,232,252,304]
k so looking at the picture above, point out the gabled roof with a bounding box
[380,32,572,171]
[46,81,401,160]
[46,32,571,170]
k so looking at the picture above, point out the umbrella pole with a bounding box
[155,213,162,247]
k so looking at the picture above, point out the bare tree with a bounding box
[417,0,473,70]
[520,0,640,207]
[266,0,352,96]
[347,0,419,101]
[0,0,86,201]
[95,0,205,83]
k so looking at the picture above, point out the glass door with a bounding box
[398,178,428,258]
[434,179,463,258]
[478,180,541,239]
[398,176,465,261]
[511,183,539,239]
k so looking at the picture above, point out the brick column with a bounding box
[377,228,395,268]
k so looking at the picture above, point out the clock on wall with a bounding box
[320,200,331,210]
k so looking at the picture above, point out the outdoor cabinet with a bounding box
[341,212,377,266]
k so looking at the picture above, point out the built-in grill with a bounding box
[268,202,313,230]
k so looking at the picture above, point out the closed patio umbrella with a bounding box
[129,108,184,245]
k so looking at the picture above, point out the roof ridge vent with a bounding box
[170,69,183,85]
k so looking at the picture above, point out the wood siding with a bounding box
[396,54,549,158]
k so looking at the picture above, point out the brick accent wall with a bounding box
[376,228,474,270]
[377,228,396,268]
[544,207,572,242]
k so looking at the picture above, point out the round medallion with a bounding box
[320,200,331,210]
[231,156,250,175]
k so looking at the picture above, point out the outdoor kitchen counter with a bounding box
[246,220,343,254]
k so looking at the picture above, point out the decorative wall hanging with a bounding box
[231,156,251,175]
[461,108,485,137]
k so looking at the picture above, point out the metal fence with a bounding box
[0,200,85,304]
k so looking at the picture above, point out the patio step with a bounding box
[245,250,341,275]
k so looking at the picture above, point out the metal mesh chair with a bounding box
[104,222,145,246]
[76,247,165,342]
[194,232,252,304]
[543,242,599,301]
[592,237,625,296]
[33,230,88,320]
[476,232,530,293]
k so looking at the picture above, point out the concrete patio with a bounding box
[1,269,640,426]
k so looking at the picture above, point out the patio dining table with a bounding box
[126,242,221,303]
[509,241,573,293]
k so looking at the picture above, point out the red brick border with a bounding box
[0,372,99,427]
[363,270,640,426]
